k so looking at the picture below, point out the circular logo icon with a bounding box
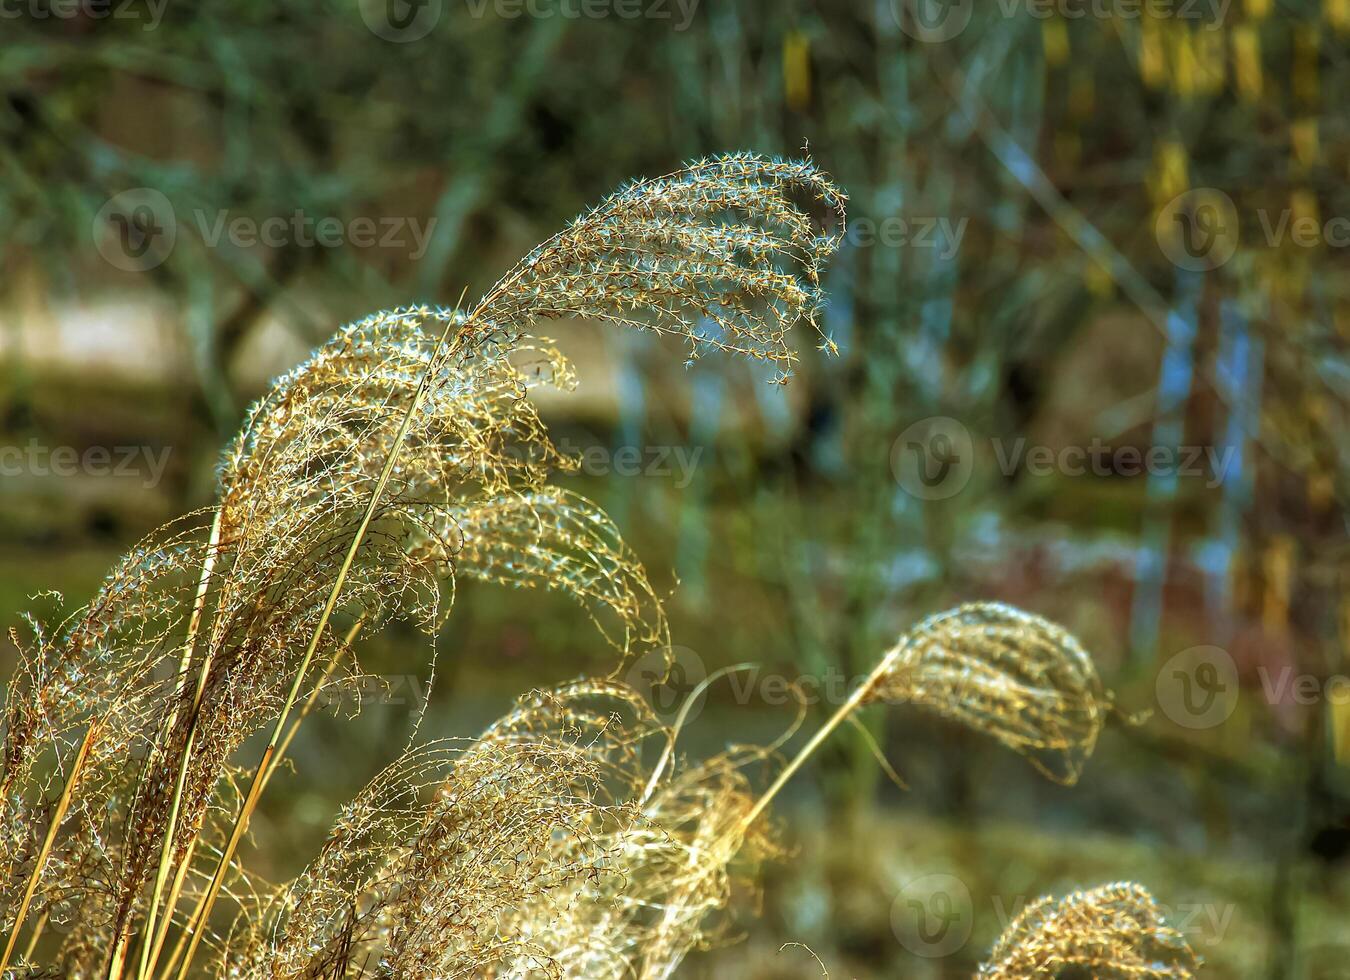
[891,873,974,958]
[92,188,176,272]
[623,644,707,725]
[359,0,441,41]
[1155,188,1239,272]
[1155,645,1239,730]
[891,0,974,42]
[891,416,974,501]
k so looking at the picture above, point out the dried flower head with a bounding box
[978,882,1203,979]
[866,602,1108,785]
[474,153,847,377]
[223,684,650,979]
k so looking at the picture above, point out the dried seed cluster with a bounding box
[867,602,1109,785]
[979,882,1203,979]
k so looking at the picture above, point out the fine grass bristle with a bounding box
[221,681,776,980]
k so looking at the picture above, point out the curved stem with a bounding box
[739,641,905,832]
[641,664,756,806]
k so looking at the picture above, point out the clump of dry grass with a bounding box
[1,151,1207,980]
[978,882,1203,979]
[218,680,777,980]
[223,603,1152,980]
[222,683,651,978]
[0,152,845,978]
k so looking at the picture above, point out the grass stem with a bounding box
[131,509,224,980]
[0,721,101,974]
[739,642,904,831]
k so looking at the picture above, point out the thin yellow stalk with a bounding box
[129,510,225,980]
[1,720,101,973]
[153,888,199,980]
[140,837,195,980]
[139,617,365,980]
[20,909,48,962]
[739,642,906,831]
[259,618,365,795]
[105,935,130,979]
[174,304,470,980]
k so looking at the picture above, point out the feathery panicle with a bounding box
[865,602,1108,785]
[474,153,847,379]
[219,315,572,524]
[434,489,671,658]
[226,682,655,979]
[481,684,778,980]
[978,882,1202,979]
[741,602,1111,832]
[225,681,779,980]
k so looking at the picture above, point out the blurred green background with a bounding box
[2,0,1348,975]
